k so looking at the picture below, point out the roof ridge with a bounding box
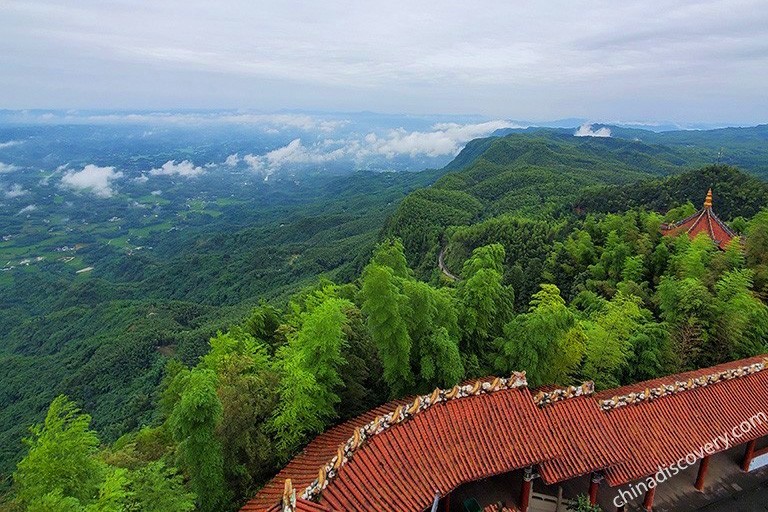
[598,359,767,411]
[707,207,738,238]
[685,208,709,236]
[661,209,704,230]
[532,381,595,408]
[300,372,529,502]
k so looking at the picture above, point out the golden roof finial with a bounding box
[704,188,713,208]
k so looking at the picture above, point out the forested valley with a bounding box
[4,130,768,511]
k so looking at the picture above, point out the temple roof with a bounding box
[244,355,768,512]
[660,189,737,250]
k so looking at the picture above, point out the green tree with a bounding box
[84,468,130,512]
[418,327,464,389]
[567,494,603,512]
[168,368,225,512]
[360,264,413,395]
[625,322,673,382]
[713,270,768,360]
[458,244,514,356]
[401,281,464,390]
[201,330,279,502]
[498,284,585,387]
[656,276,713,369]
[370,238,411,279]
[14,396,104,507]
[746,210,768,295]
[124,461,195,512]
[582,292,645,389]
[271,296,352,456]
[675,233,715,281]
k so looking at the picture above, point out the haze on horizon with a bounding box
[1,0,767,126]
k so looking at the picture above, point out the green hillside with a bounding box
[0,169,442,485]
[573,164,768,219]
[384,131,714,274]
[5,129,768,511]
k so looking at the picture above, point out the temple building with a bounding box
[243,355,768,512]
[659,189,737,250]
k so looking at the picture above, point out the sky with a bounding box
[1,0,767,124]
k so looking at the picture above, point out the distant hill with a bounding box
[384,131,714,274]
[494,124,768,176]
[573,165,768,220]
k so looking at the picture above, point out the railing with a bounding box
[530,488,574,512]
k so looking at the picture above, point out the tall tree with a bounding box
[458,244,514,357]
[201,330,279,501]
[713,269,768,360]
[656,276,713,369]
[271,296,352,456]
[498,284,584,387]
[168,368,225,512]
[14,396,104,507]
[360,263,413,396]
[401,280,464,390]
[582,292,645,389]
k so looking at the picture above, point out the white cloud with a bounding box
[0,162,20,173]
[238,120,518,178]
[224,153,240,167]
[60,164,124,197]
[2,2,768,123]
[4,184,28,198]
[361,120,516,158]
[574,123,612,137]
[0,140,23,149]
[134,174,149,183]
[243,139,347,179]
[148,160,204,178]
[9,111,349,133]
[18,204,37,214]
[150,189,162,195]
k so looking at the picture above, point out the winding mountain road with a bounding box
[438,247,460,281]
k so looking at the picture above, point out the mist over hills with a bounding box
[3,112,768,506]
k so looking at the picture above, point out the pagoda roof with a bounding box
[244,355,768,512]
[660,189,737,250]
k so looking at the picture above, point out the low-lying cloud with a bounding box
[4,183,28,198]
[361,120,516,158]
[574,123,612,137]
[8,111,349,133]
[60,164,124,197]
[0,140,23,149]
[0,162,20,173]
[242,139,346,179]
[231,120,516,178]
[149,160,205,178]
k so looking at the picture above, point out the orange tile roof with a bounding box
[244,356,768,512]
[261,498,333,512]
[321,387,558,511]
[537,394,630,483]
[660,189,737,250]
[240,400,408,511]
[595,356,768,486]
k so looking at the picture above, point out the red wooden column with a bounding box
[642,487,656,511]
[520,467,536,512]
[441,493,451,512]
[694,455,711,491]
[588,472,603,505]
[742,440,757,471]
